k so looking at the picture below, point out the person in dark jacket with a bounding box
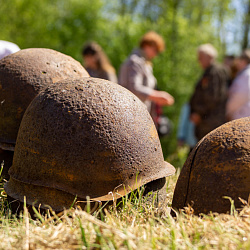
[190,44,230,141]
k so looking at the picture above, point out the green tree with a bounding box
[0,0,103,59]
[0,0,237,157]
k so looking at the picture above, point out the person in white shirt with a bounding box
[226,49,250,121]
[0,40,20,60]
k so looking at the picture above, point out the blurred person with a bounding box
[223,54,238,87]
[0,40,20,60]
[190,43,230,141]
[82,42,117,83]
[177,103,197,152]
[118,31,174,122]
[226,49,250,121]
[223,55,235,67]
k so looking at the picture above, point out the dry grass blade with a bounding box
[0,172,249,249]
[23,197,29,250]
[75,209,136,241]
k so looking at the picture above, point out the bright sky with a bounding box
[224,0,249,54]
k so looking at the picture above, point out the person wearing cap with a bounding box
[0,40,20,60]
[226,49,250,121]
[118,31,174,119]
[190,43,230,141]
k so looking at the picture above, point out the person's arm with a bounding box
[148,90,174,106]
[107,71,118,83]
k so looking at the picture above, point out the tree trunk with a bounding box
[242,0,250,49]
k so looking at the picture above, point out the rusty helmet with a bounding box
[5,77,175,211]
[0,48,89,150]
[172,117,250,215]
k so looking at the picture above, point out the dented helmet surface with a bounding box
[172,117,250,215]
[5,77,175,211]
[0,48,89,149]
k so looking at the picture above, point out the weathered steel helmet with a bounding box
[5,77,175,211]
[0,48,89,150]
[172,117,250,215]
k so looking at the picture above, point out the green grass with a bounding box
[0,153,249,249]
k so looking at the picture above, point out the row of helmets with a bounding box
[0,48,175,212]
[0,48,249,215]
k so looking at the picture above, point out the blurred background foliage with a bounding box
[1,0,250,159]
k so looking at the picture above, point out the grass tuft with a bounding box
[0,154,250,249]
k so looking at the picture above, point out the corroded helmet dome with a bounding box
[172,117,250,215]
[0,48,89,149]
[5,77,175,211]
